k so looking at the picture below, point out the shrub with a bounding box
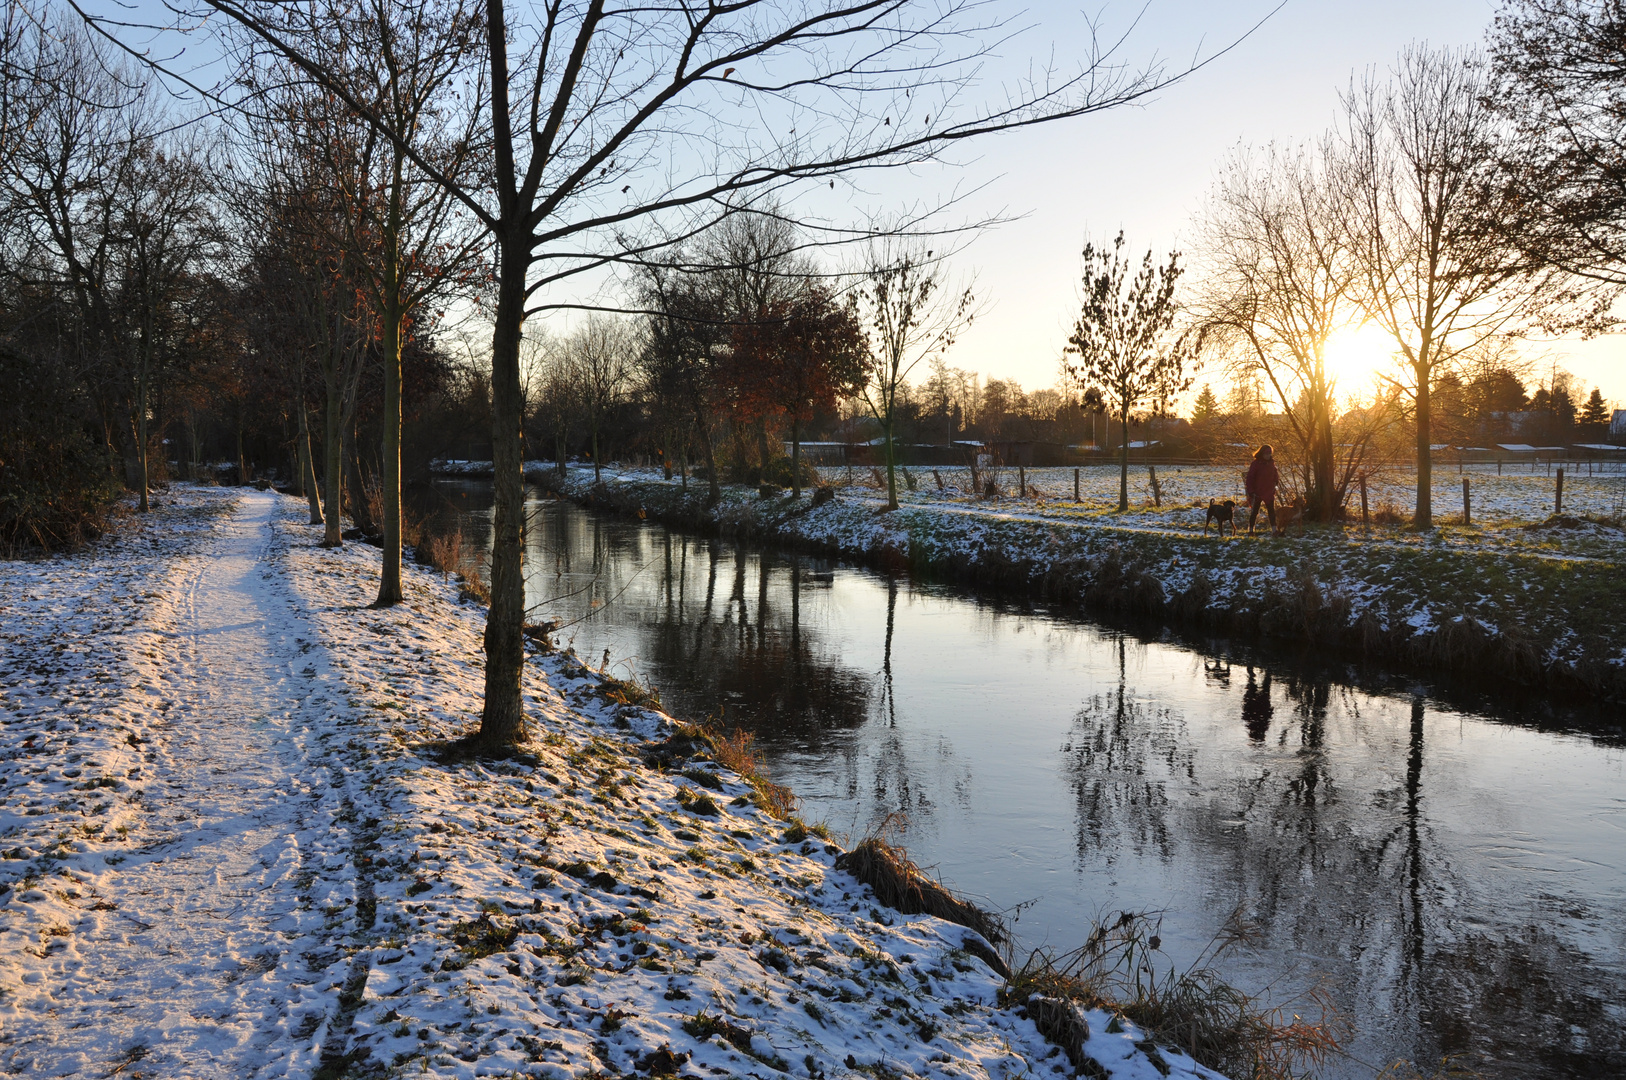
[422,527,489,603]
[0,345,120,553]
[1003,909,1348,1080]
[834,830,1008,952]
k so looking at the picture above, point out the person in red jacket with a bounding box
[1244,444,1279,535]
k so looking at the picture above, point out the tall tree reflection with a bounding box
[1063,635,1192,864]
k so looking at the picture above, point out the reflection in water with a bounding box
[1063,637,1192,866]
[1241,668,1272,741]
[425,481,1626,1079]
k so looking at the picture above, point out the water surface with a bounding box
[423,479,1626,1078]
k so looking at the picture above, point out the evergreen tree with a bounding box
[1581,387,1609,428]
[1192,384,1219,422]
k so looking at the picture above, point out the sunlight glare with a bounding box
[1323,322,1398,392]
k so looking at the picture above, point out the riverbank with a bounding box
[522,463,1626,703]
[0,485,1226,1079]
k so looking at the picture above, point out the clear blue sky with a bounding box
[896,0,1623,408]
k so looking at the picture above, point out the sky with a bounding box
[100,0,1619,410]
[855,0,1625,410]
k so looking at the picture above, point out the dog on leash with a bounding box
[1274,495,1308,536]
[1204,499,1236,537]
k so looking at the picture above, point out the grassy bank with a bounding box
[530,465,1626,704]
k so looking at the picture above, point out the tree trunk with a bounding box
[376,247,405,603]
[187,412,202,481]
[136,349,150,512]
[1311,397,1336,521]
[695,408,720,506]
[1414,367,1433,529]
[322,371,345,546]
[299,408,323,524]
[790,416,802,499]
[1117,406,1130,512]
[344,419,377,535]
[883,407,899,510]
[475,235,531,748]
[729,419,747,482]
[592,419,601,483]
[295,362,324,525]
[289,415,303,498]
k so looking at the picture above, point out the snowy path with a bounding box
[1,492,369,1077]
[5,487,1229,1080]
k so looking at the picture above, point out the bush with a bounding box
[1003,910,1348,1080]
[0,346,120,553]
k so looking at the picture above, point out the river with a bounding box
[420,478,1626,1079]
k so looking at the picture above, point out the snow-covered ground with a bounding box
[815,463,1626,530]
[0,487,1218,1079]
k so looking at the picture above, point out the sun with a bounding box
[1323,322,1398,392]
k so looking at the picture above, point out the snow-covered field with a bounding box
[0,487,1217,1079]
[817,463,1626,530]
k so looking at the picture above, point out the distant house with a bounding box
[1612,409,1626,444]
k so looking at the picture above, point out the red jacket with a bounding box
[1245,457,1278,501]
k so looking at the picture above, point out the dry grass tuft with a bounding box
[423,528,489,604]
[599,673,661,709]
[674,786,721,816]
[1371,500,1407,526]
[1003,909,1348,1080]
[667,721,798,820]
[1024,996,1098,1075]
[834,831,1008,951]
[780,819,832,844]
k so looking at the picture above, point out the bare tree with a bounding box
[116,140,215,511]
[851,243,974,510]
[1198,144,1359,521]
[638,258,729,505]
[292,0,488,602]
[1339,46,1565,528]
[563,314,639,483]
[237,100,375,546]
[1489,0,1626,288]
[1064,232,1197,512]
[533,339,578,479]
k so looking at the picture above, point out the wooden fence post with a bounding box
[1018,465,1026,499]
[1463,477,1471,526]
[1556,467,1564,514]
[1360,475,1370,529]
[1148,464,1161,507]
[1074,467,1080,502]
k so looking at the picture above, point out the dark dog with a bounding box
[1204,499,1236,537]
